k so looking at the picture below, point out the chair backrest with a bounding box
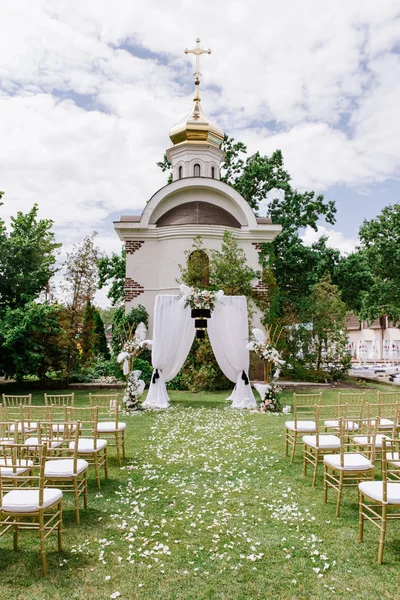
[314,403,342,445]
[0,442,47,503]
[338,416,378,466]
[89,394,120,427]
[377,391,400,404]
[64,406,99,448]
[381,437,400,502]
[0,420,17,443]
[365,402,399,435]
[293,393,322,425]
[21,405,54,428]
[337,392,365,419]
[44,393,74,407]
[2,394,31,408]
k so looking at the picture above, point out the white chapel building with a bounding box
[114,43,281,333]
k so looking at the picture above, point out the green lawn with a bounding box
[0,385,399,599]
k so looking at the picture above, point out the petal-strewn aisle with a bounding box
[80,408,338,597]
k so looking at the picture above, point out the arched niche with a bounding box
[155,201,241,228]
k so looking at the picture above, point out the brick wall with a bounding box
[124,278,144,301]
[253,280,269,300]
[125,240,145,254]
[252,242,263,251]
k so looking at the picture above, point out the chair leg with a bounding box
[323,465,328,504]
[58,501,63,553]
[336,472,343,517]
[104,447,108,479]
[312,450,319,487]
[290,432,297,464]
[94,454,101,491]
[83,471,88,509]
[378,505,387,564]
[115,432,121,465]
[39,510,47,576]
[13,521,18,551]
[122,429,126,459]
[303,448,307,476]
[73,478,80,525]
[358,492,364,543]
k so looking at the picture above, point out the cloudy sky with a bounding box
[1,1,399,304]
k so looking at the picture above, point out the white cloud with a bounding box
[301,225,358,255]
[0,0,399,310]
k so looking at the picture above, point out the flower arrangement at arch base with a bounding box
[247,325,285,412]
[116,322,149,411]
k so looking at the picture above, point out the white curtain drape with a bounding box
[142,295,195,409]
[208,296,256,409]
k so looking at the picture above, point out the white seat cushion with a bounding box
[359,481,400,504]
[302,434,340,449]
[353,434,389,448]
[324,419,359,431]
[24,437,63,449]
[52,424,65,433]
[0,438,15,445]
[96,421,127,433]
[1,488,62,512]
[364,419,394,429]
[0,459,33,477]
[69,438,107,453]
[285,420,316,432]
[10,422,37,433]
[45,458,88,478]
[324,453,373,470]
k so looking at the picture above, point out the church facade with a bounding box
[114,42,281,333]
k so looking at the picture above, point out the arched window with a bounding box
[178,166,183,179]
[187,250,209,287]
[211,166,215,179]
[194,163,201,177]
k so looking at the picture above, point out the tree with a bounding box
[62,233,101,376]
[285,276,351,380]
[358,205,400,321]
[93,309,110,360]
[80,300,97,365]
[98,247,126,306]
[111,305,149,356]
[332,251,374,314]
[0,302,67,381]
[0,204,61,310]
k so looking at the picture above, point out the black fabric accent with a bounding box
[196,330,205,339]
[241,370,249,385]
[152,368,160,384]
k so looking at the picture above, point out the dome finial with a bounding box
[184,38,212,94]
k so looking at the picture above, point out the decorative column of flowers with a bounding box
[117,322,148,410]
[124,370,146,411]
[179,284,224,338]
[247,326,285,412]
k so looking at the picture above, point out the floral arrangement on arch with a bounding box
[117,322,149,376]
[123,370,146,411]
[247,326,285,412]
[179,284,224,312]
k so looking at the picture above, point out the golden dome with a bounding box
[169,81,224,148]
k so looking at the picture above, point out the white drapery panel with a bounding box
[207,296,256,408]
[142,295,195,409]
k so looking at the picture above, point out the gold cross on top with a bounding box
[184,38,212,81]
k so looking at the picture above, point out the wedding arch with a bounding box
[142,293,256,410]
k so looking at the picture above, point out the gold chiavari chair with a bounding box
[2,395,33,436]
[324,393,365,433]
[359,436,400,564]
[364,401,399,433]
[89,393,126,464]
[377,391,400,405]
[44,393,74,434]
[324,416,376,517]
[64,407,108,490]
[22,419,64,454]
[285,393,321,463]
[354,403,400,462]
[0,443,63,575]
[44,422,88,525]
[303,403,341,487]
